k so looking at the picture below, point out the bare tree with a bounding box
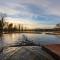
[0,13,7,33]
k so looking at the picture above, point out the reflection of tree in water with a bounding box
[0,32,4,60]
[0,33,3,53]
[15,34,40,46]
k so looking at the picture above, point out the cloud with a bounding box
[44,0,60,16]
[0,0,60,28]
[0,0,60,16]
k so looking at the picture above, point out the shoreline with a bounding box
[0,31,42,34]
[0,32,60,35]
[45,32,60,35]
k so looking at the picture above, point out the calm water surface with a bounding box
[0,33,60,47]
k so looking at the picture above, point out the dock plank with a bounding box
[42,44,60,60]
[3,46,54,60]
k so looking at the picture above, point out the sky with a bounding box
[0,0,60,28]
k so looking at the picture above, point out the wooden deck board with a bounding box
[42,44,60,60]
[3,46,54,60]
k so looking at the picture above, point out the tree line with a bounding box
[0,14,26,33]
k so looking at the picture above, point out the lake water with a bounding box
[0,33,60,47]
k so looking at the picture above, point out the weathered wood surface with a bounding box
[2,46,54,60]
[42,44,60,60]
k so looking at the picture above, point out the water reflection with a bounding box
[0,33,60,46]
[0,34,3,60]
[0,34,4,51]
[23,33,60,45]
[3,33,23,46]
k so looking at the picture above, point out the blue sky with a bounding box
[0,0,60,28]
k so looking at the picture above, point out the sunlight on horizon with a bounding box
[5,17,55,29]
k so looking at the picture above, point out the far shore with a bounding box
[45,32,60,35]
[0,31,60,35]
[0,31,42,34]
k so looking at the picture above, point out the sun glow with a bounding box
[5,17,37,29]
[5,17,55,29]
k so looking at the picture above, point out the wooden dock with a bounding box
[42,44,60,60]
[3,46,54,60]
